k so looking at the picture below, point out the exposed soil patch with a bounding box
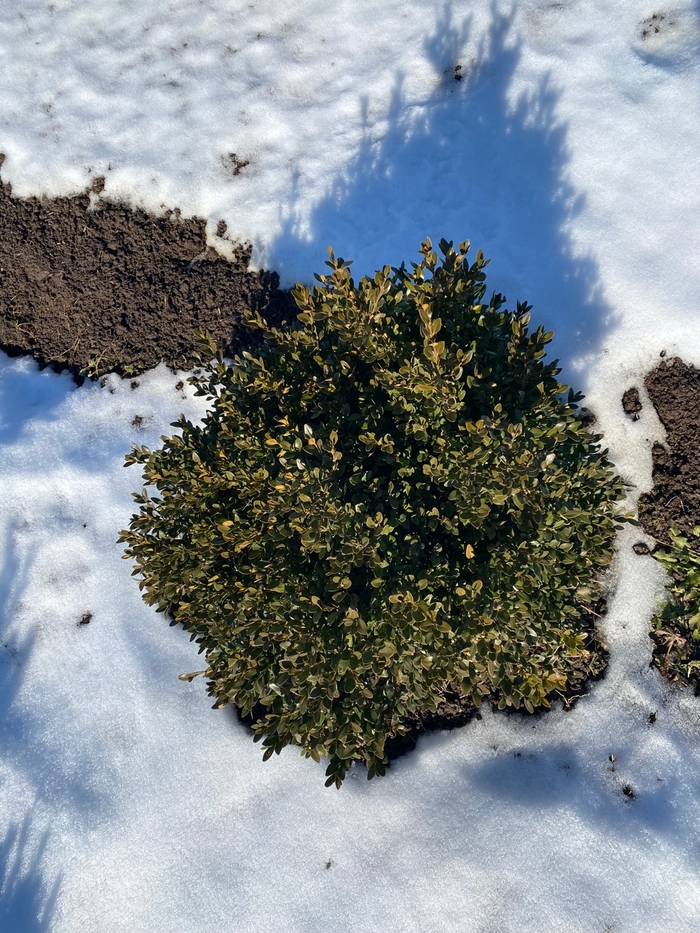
[0,155,295,382]
[637,357,700,546]
[628,358,700,690]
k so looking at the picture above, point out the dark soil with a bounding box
[629,357,700,688]
[621,386,642,420]
[0,154,295,382]
[636,357,700,546]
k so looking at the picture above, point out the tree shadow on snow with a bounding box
[270,1,618,386]
[0,524,107,819]
[0,812,61,933]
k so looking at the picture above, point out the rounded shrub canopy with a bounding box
[120,238,627,787]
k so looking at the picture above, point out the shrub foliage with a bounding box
[120,238,626,786]
[650,523,700,685]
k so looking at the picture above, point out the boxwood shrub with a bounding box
[650,523,700,685]
[120,238,627,787]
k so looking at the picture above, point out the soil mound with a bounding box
[637,357,700,545]
[0,155,294,381]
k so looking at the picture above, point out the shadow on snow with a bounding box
[0,523,107,819]
[0,811,61,933]
[270,1,618,388]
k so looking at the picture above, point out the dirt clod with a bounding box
[622,387,642,417]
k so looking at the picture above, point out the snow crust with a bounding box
[1,1,700,931]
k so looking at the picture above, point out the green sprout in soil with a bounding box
[79,349,112,381]
[80,351,144,382]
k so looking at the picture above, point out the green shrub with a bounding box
[120,238,627,787]
[650,524,700,685]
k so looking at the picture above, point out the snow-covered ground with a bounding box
[1,1,700,930]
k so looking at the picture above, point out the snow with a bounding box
[1,1,700,931]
